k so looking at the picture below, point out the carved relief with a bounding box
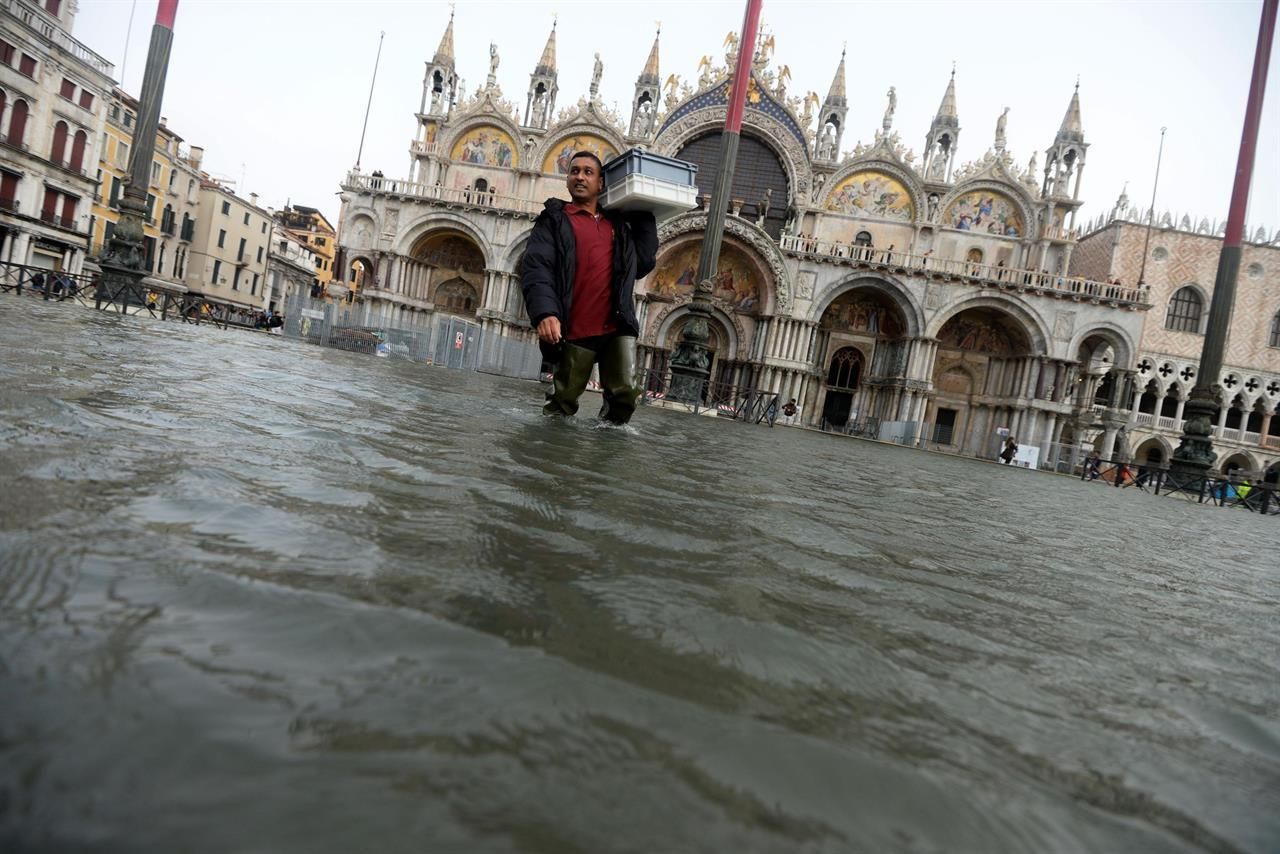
[796,270,816,301]
[1054,310,1076,341]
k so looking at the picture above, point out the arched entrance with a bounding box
[659,313,732,402]
[821,347,864,427]
[675,132,789,238]
[815,284,909,429]
[643,236,765,394]
[930,306,1036,453]
[408,229,486,318]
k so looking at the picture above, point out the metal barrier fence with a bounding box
[0,259,268,330]
[637,368,781,425]
[1080,456,1280,515]
[282,291,543,380]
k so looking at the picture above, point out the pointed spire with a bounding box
[639,27,660,84]
[936,66,957,120]
[433,9,455,68]
[1057,82,1083,140]
[825,47,847,106]
[535,20,557,75]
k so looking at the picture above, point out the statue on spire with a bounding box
[994,107,1009,152]
[882,86,896,132]
[590,53,603,98]
[487,43,500,90]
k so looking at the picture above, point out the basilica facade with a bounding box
[333,16,1279,476]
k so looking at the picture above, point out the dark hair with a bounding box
[570,151,605,173]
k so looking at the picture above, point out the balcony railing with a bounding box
[778,234,1149,306]
[343,171,543,216]
[410,140,440,156]
[1040,225,1080,241]
[1156,416,1182,431]
[39,211,77,230]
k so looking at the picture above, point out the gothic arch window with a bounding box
[6,99,28,147]
[435,278,477,315]
[826,347,863,390]
[1160,384,1180,418]
[69,129,87,172]
[675,131,789,238]
[854,231,872,246]
[50,120,68,165]
[1166,286,1203,332]
[1269,310,1280,348]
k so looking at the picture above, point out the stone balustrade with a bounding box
[343,171,542,216]
[778,234,1148,306]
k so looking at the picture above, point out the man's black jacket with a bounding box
[519,198,658,340]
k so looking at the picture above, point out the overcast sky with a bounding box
[76,0,1279,235]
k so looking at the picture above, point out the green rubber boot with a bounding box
[543,342,597,417]
[597,336,640,425]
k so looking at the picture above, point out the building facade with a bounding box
[89,87,203,289]
[185,180,271,309]
[263,222,316,314]
[1071,205,1280,478]
[275,204,335,287]
[334,17,1278,474]
[0,0,112,274]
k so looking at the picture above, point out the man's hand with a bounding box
[537,316,562,345]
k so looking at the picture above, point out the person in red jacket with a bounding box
[520,151,657,425]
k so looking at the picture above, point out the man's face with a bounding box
[566,156,603,205]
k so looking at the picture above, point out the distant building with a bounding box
[89,88,203,289]
[0,0,113,273]
[263,225,316,314]
[275,204,335,286]
[185,181,272,309]
[1072,202,1280,477]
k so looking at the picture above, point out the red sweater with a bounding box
[564,203,616,340]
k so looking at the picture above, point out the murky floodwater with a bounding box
[0,298,1277,854]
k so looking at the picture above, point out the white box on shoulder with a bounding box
[601,149,699,221]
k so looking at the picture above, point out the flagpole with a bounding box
[1171,0,1277,476]
[356,30,385,171]
[668,0,764,402]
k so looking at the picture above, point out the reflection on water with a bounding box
[1,299,1277,854]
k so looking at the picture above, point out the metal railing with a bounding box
[343,171,543,216]
[0,259,271,332]
[778,235,1148,305]
[636,368,781,425]
[1080,455,1279,514]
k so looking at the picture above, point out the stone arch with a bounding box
[344,211,379,251]
[652,106,810,204]
[926,293,1052,356]
[655,212,792,313]
[1068,322,1137,372]
[346,253,376,289]
[818,159,924,223]
[1220,451,1260,475]
[395,213,494,267]
[646,298,747,360]
[503,227,535,271]
[1134,435,1174,466]
[810,273,924,337]
[535,125,624,174]
[938,180,1035,240]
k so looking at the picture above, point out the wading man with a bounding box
[521,152,657,425]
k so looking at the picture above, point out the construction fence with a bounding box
[282,292,544,381]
